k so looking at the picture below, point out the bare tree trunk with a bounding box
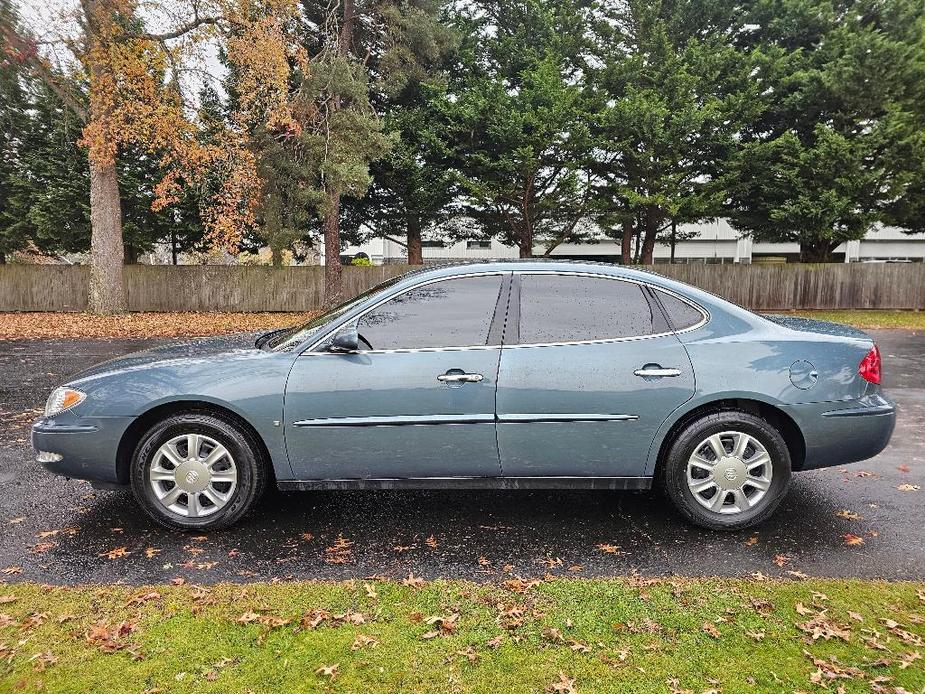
[669,219,677,264]
[640,205,660,265]
[518,224,533,259]
[323,190,343,308]
[407,214,423,265]
[88,159,127,314]
[320,0,355,306]
[271,245,283,266]
[0,252,6,265]
[620,217,633,265]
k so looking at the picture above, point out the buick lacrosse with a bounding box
[33,262,895,531]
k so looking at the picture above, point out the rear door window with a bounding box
[517,274,659,344]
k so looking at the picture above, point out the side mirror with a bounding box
[327,324,359,353]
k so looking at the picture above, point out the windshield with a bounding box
[266,275,406,351]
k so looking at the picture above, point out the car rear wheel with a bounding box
[662,411,791,530]
[130,412,267,531]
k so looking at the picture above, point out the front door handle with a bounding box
[437,371,484,383]
[634,366,682,378]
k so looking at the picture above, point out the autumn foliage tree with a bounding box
[3,0,296,313]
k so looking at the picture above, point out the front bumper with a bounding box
[784,394,896,471]
[32,415,135,484]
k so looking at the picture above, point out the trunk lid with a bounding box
[761,314,870,341]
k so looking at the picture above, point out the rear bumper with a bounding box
[32,415,135,485]
[784,395,896,471]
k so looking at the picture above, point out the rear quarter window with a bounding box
[654,289,706,331]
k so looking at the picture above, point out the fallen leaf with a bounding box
[351,634,378,650]
[835,510,862,520]
[773,554,790,567]
[745,536,758,546]
[897,464,911,473]
[315,664,339,679]
[1,566,22,575]
[596,543,623,554]
[363,583,377,600]
[402,571,425,589]
[425,535,438,549]
[99,547,131,560]
[897,484,920,492]
[843,534,865,546]
[143,547,161,559]
[28,651,57,671]
[797,612,852,641]
[702,621,721,639]
[547,672,577,694]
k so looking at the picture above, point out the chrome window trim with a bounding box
[304,271,510,354]
[302,268,709,354]
[507,270,709,349]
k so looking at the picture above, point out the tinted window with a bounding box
[518,275,657,343]
[655,290,705,331]
[357,275,503,350]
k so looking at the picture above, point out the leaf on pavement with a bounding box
[843,534,865,546]
[99,547,131,559]
[897,484,920,492]
[835,510,862,520]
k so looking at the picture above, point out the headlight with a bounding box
[44,387,86,417]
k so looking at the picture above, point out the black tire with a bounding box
[130,412,268,531]
[662,410,791,530]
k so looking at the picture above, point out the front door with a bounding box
[496,273,696,478]
[284,273,509,480]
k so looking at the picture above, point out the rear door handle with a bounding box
[437,371,483,383]
[634,367,682,378]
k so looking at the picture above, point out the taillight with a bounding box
[859,344,881,384]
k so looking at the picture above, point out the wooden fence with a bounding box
[0,262,923,312]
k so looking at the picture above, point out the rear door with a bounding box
[496,273,696,478]
[284,273,509,480]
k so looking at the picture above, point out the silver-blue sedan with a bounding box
[32,261,896,531]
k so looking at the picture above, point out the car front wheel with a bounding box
[130,412,267,531]
[662,411,791,530]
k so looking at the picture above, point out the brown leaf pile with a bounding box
[0,312,315,340]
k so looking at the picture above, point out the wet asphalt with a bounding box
[0,330,922,585]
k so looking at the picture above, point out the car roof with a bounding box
[389,260,688,293]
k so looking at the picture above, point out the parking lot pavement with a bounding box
[0,330,922,585]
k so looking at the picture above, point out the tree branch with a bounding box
[0,21,88,122]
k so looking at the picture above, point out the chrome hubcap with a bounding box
[686,431,772,515]
[148,433,237,518]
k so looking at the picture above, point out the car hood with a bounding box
[67,332,263,383]
[761,314,870,341]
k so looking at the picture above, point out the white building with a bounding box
[345,219,925,265]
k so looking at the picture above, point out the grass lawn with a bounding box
[771,310,925,330]
[0,578,922,693]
